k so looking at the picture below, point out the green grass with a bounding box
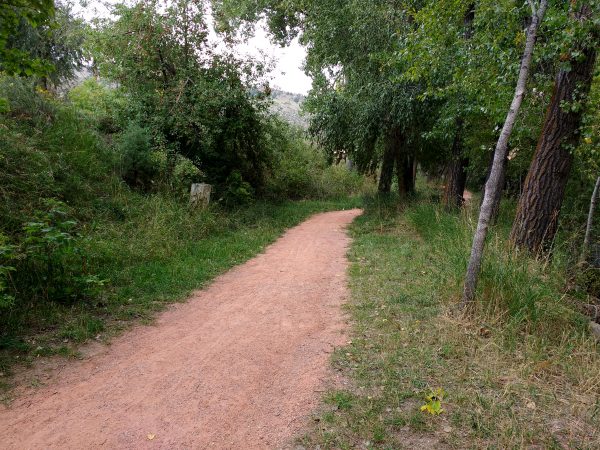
[300,194,600,449]
[0,196,361,392]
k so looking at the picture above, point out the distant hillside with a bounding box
[270,89,309,129]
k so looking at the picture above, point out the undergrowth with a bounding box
[0,197,362,394]
[0,78,370,393]
[300,194,600,449]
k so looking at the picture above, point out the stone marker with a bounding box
[590,321,600,342]
[190,183,211,208]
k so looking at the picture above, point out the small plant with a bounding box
[19,199,105,303]
[421,388,445,415]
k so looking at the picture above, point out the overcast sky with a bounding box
[77,0,312,95]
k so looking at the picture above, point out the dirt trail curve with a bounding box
[0,209,362,449]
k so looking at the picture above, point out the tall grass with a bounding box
[300,194,600,449]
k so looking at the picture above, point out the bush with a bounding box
[118,124,159,192]
[221,170,255,206]
[68,78,126,134]
[0,76,56,126]
[170,155,203,198]
[265,123,371,200]
[0,78,115,230]
[6,200,104,306]
[0,233,17,309]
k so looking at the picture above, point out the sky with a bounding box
[77,0,312,95]
[234,28,312,95]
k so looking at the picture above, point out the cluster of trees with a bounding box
[1,0,598,307]
[0,0,368,314]
[214,0,599,301]
[1,0,322,198]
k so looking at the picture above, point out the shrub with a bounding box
[5,200,104,307]
[68,78,126,134]
[118,124,158,192]
[171,155,203,198]
[265,122,371,200]
[0,233,16,309]
[0,77,56,126]
[221,170,254,206]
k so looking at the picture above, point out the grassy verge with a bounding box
[0,197,361,394]
[300,195,600,449]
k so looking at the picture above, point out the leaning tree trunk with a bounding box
[481,149,508,222]
[461,0,547,308]
[510,12,597,253]
[581,176,600,262]
[443,120,468,209]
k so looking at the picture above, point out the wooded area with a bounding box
[1,0,599,447]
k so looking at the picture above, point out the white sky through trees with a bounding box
[76,0,312,94]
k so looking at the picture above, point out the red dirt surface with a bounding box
[0,209,362,449]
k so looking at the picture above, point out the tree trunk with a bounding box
[396,146,415,196]
[510,10,597,253]
[443,120,468,209]
[443,5,474,209]
[481,149,508,222]
[378,139,395,193]
[378,126,401,193]
[461,0,547,308]
[582,176,600,262]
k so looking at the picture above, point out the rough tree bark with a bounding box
[396,149,415,196]
[378,126,402,193]
[378,141,395,193]
[443,120,468,208]
[461,0,547,308]
[510,5,597,253]
[582,176,600,262]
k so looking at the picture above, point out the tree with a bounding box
[462,0,548,307]
[510,2,598,254]
[215,0,434,196]
[93,0,272,190]
[0,0,54,76]
[582,176,600,262]
[5,1,88,88]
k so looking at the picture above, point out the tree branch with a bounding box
[528,0,537,17]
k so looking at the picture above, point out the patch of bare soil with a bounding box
[0,209,362,449]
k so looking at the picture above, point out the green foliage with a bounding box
[0,233,17,309]
[0,0,54,77]
[91,0,272,192]
[118,124,158,192]
[15,199,105,304]
[5,1,88,86]
[221,170,254,206]
[264,121,371,200]
[0,76,56,125]
[68,78,126,133]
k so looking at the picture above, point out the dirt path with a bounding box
[0,209,362,449]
